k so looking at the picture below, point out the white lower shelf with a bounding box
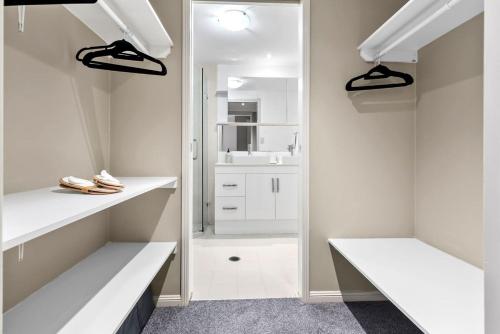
[4,242,177,334]
[3,177,177,251]
[329,238,484,334]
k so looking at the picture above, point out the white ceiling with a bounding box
[193,3,300,67]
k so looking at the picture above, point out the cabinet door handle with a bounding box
[272,178,275,193]
[277,178,280,193]
[222,184,238,188]
[222,206,238,211]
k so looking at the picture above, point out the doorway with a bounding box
[193,67,209,235]
[185,0,309,303]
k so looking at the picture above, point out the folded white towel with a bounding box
[63,176,95,188]
[95,170,122,186]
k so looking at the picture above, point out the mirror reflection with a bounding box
[220,76,300,153]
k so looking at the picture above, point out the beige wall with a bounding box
[415,15,484,268]
[109,0,182,296]
[3,6,111,310]
[310,0,416,292]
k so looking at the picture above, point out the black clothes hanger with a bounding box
[345,64,414,91]
[5,0,96,5]
[76,39,167,76]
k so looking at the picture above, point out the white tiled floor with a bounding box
[193,237,299,301]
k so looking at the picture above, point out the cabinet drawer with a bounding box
[215,174,245,197]
[215,197,246,221]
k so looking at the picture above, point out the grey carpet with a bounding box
[142,299,422,334]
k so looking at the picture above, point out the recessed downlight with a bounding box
[218,10,250,32]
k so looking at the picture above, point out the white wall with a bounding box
[484,0,500,332]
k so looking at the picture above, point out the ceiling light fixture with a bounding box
[228,77,244,89]
[266,53,272,59]
[218,10,250,32]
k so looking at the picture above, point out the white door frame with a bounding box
[181,0,310,305]
[181,0,194,306]
[484,0,500,332]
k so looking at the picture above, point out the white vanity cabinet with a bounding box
[246,173,298,221]
[274,173,298,220]
[215,165,299,235]
[246,174,276,220]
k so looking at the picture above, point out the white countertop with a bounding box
[329,238,484,334]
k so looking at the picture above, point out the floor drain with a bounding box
[229,256,240,262]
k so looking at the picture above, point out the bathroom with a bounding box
[191,2,302,300]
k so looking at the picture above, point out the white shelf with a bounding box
[329,238,484,334]
[4,242,177,334]
[359,0,484,63]
[64,0,173,58]
[3,177,177,251]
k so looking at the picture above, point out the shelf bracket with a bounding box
[18,5,26,32]
[97,0,148,54]
[18,243,25,262]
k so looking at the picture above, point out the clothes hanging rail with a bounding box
[376,0,463,60]
[64,0,173,59]
[96,0,148,54]
[358,0,484,63]
[4,0,96,5]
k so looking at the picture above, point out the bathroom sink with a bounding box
[231,155,271,164]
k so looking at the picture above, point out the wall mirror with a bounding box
[220,76,299,152]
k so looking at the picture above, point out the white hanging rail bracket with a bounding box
[96,0,148,54]
[18,243,25,262]
[64,0,173,58]
[358,0,483,63]
[18,5,26,32]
